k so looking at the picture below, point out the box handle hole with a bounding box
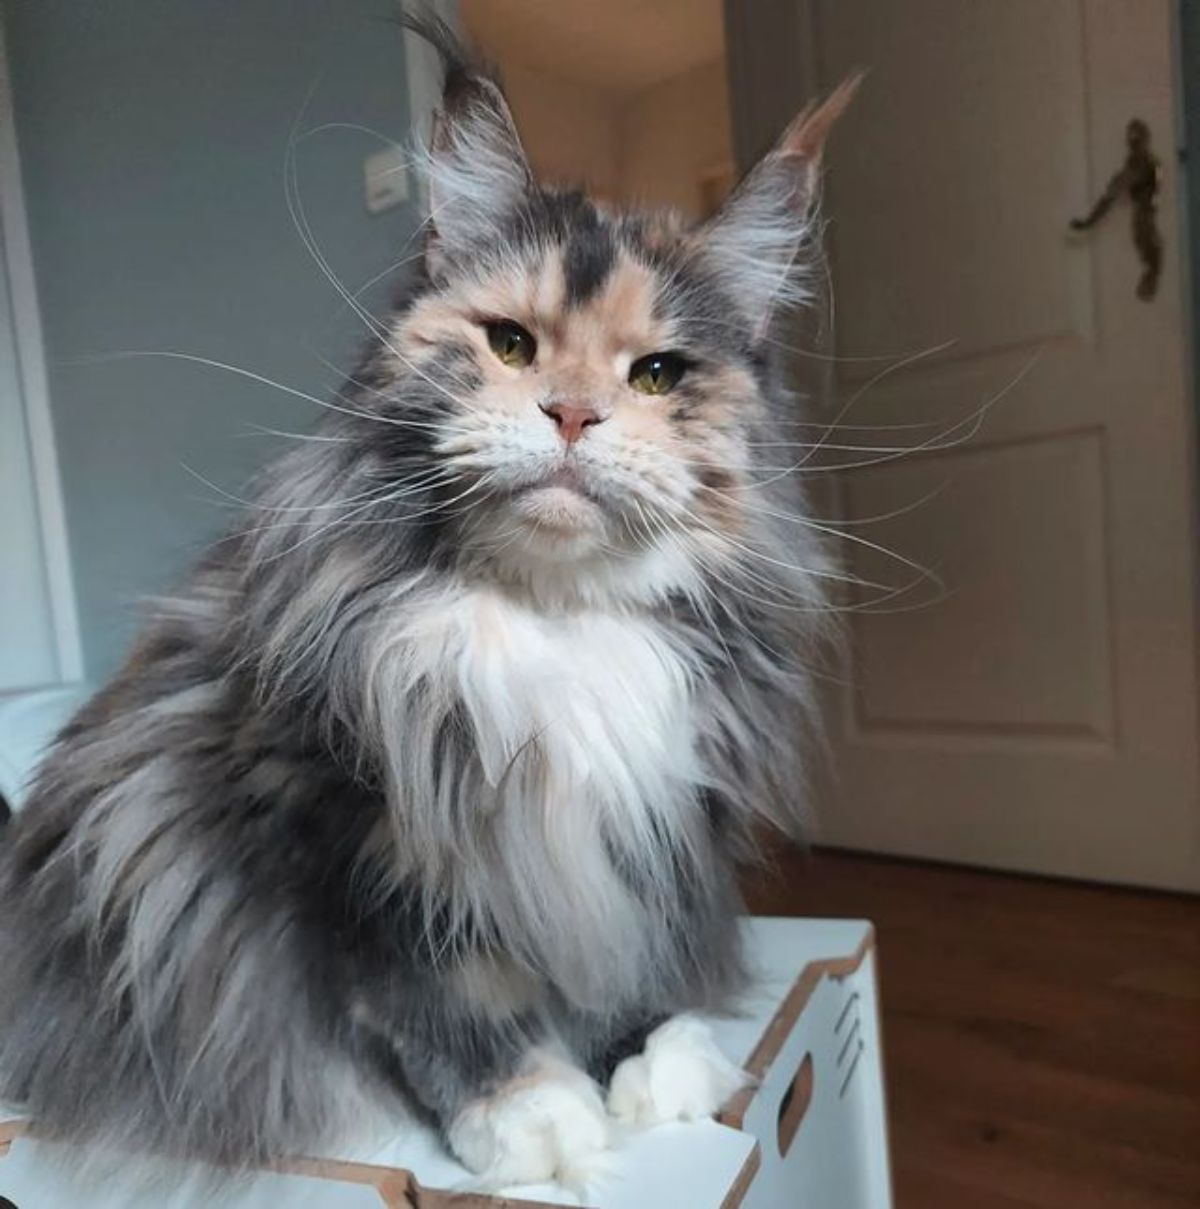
[776,1051,814,1157]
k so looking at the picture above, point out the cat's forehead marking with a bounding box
[518,190,618,310]
[561,210,616,308]
[565,251,665,349]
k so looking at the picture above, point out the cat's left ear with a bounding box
[699,75,861,333]
[422,54,532,278]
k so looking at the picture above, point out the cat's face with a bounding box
[367,51,854,595]
[390,203,756,568]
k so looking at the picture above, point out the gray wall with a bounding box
[6,0,420,678]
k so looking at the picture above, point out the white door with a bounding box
[726,0,1200,891]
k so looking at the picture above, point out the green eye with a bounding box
[485,320,536,368]
[628,352,685,395]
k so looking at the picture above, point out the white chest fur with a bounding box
[412,586,701,810]
[366,582,709,1000]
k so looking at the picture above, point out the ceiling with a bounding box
[459,0,725,98]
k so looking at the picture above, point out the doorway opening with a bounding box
[460,0,735,219]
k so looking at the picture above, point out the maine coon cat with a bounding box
[0,18,851,1190]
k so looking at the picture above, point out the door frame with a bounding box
[0,12,82,685]
[1178,0,1200,435]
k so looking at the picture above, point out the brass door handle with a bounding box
[1070,118,1163,300]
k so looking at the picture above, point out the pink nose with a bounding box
[540,401,604,445]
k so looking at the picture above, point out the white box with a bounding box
[0,918,891,1208]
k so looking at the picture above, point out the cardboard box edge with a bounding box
[718,923,876,1130]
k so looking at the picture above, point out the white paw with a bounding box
[607,1015,750,1128]
[448,1056,611,1191]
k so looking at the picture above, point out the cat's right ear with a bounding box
[698,75,861,334]
[409,16,531,278]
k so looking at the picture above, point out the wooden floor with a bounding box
[743,850,1200,1209]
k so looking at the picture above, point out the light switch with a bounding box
[364,145,410,214]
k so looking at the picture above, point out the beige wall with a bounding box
[502,58,734,218]
[617,59,733,219]
[460,0,734,220]
[500,62,620,198]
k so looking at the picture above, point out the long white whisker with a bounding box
[240,424,351,444]
[745,339,958,491]
[283,117,482,410]
[765,483,949,530]
[703,309,958,367]
[720,348,1041,491]
[255,472,487,563]
[80,349,424,432]
[708,487,945,592]
[214,472,458,542]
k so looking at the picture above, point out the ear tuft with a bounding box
[400,9,531,277]
[699,72,862,333]
[776,72,863,165]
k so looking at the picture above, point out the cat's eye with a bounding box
[485,320,537,369]
[628,352,685,396]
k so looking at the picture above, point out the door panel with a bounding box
[845,430,1114,741]
[822,1,1096,367]
[726,0,1200,889]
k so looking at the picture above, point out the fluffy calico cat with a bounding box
[0,18,850,1190]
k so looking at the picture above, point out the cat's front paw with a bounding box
[607,1015,750,1127]
[448,1055,611,1191]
